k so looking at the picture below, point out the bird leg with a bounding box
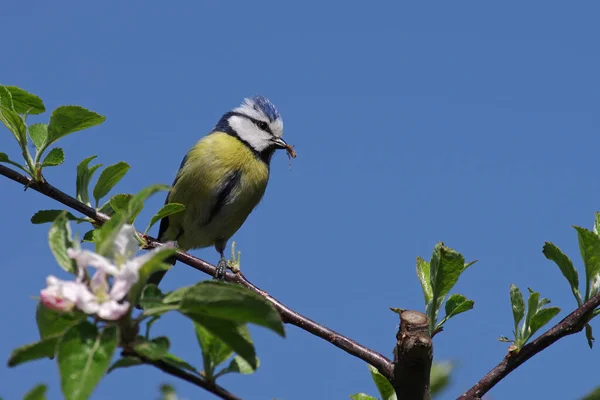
[214,253,228,280]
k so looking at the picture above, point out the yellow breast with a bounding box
[163,132,270,250]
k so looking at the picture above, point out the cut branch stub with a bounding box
[393,310,433,400]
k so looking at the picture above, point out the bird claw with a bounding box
[214,259,229,280]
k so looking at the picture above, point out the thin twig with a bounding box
[459,291,600,399]
[122,350,241,400]
[0,164,395,381]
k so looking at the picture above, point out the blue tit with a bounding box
[148,96,296,285]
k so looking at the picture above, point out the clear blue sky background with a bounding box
[1,1,599,399]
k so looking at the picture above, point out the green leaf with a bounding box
[575,226,600,301]
[416,256,432,304]
[367,364,397,400]
[430,361,453,396]
[594,212,600,235]
[523,288,540,339]
[31,210,78,225]
[134,336,170,361]
[107,357,142,373]
[138,284,164,310]
[127,184,171,223]
[543,242,581,305]
[23,383,47,400]
[5,86,45,115]
[530,306,560,337]
[195,322,234,380]
[82,229,99,243]
[582,386,600,400]
[36,303,84,340]
[163,287,190,304]
[145,203,186,234]
[193,317,256,370]
[110,194,133,213]
[215,355,259,378]
[179,281,285,336]
[162,353,198,374]
[57,322,118,400]
[430,243,466,301]
[350,394,377,400]
[93,161,130,206]
[48,211,76,273]
[0,85,14,110]
[195,322,234,368]
[585,323,595,349]
[510,284,525,335]
[0,152,8,162]
[41,148,65,167]
[47,106,105,146]
[75,155,102,206]
[29,123,48,150]
[0,104,27,145]
[8,338,58,367]
[444,294,474,320]
[159,384,178,400]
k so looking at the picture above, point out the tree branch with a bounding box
[393,310,432,400]
[0,165,394,381]
[122,350,240,400]
[460,291,600,399]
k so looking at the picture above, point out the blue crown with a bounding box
[252,96,280,122]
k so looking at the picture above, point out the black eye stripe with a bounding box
[229,112,274,135]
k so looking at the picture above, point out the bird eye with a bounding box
[257,121,269,131]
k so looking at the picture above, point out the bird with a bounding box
[147,96,296,286]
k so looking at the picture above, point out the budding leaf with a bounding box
[586,324,595,349]
[29,123,48,150]
[146,203,186,234]
[109,193,133,213]
[350,394,377,400]
[444,293,474,320]
[107,357,142,373]
[75,156,102,206]
[574,226,600,301]
[93,161,130,207]
[48,212,76,273]
[529,306,560,337]
[23,383,48,400]
[367,364,396,400]
[134,336,170,361]
[543,242,581,305]
[430,243,466,302]
[127,184,170,222]
[510,284,525,334]
[42,147,65,167]
[416,256,432,305]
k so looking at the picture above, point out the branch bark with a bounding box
[0,164,394,381]
[393,310,432,400]
[460,291,600,399]
[122,350,241,400]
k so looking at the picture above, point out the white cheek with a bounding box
[229,116,272,152]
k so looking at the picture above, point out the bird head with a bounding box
[218,96,294,162]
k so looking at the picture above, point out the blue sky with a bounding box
[2,1,600,399]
